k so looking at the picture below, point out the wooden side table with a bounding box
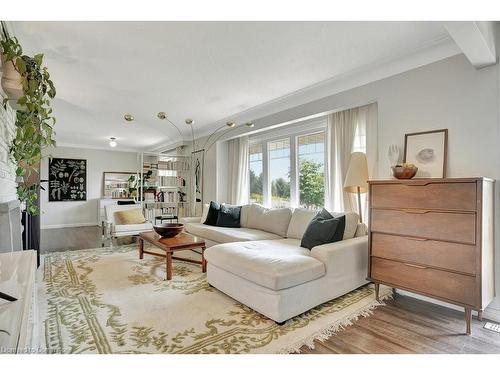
[138,231,206,280]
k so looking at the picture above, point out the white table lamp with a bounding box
[343,152,369,223]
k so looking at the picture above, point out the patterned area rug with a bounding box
[38,244,391,354]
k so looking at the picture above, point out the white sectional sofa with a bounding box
[180,204,368,323]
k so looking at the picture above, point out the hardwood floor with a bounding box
[301,294,500,354]
[40,225,135,254]
[40,226,500,354]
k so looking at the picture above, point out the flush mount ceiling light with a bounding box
[157,111,167,120]
[185,118,194,125]
[226,121,236,128]
[246,122,255,128]
[124,114,134,122]
[109,137,117,147]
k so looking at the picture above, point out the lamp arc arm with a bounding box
[205,127,238,153]
[202,123,229,151]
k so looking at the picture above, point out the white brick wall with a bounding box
[0,90,17,203]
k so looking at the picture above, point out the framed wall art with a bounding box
[49,158,87,201]
[404,129,448,178]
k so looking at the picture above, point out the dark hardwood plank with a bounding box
[303,295,500,354]
[40,225,135,254]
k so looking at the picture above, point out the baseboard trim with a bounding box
[396,289,500,323]
[41,222,98,229]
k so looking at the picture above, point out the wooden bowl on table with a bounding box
[391,165,418,179]
[153,223,184,238]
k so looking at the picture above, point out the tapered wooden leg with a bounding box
[465,307,472,335]
[477,310,483,321]
[166,252,173,280]
[375,283,380,302]
[201,246,207,273]
[138,238,144,259]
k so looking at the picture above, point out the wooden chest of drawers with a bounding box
[367,178,495,335]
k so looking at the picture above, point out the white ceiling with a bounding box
[9,21,457,151]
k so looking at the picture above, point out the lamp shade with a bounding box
[343,152,369,193]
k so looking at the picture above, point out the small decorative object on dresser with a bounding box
[367,177,494,335]
[391,163,418,179]
[403,129,448,178]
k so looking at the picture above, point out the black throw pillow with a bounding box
[117,200,136,205]
[216,205,241,228]
[300,209,343,250]
[331,213,346,242]
[204,201,220,226]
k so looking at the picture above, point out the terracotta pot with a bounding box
[1,53,24,104]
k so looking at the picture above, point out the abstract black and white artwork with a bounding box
[48,158,87,201]
[404,129,448,178]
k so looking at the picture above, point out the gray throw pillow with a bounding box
[300,209,344,250]
[216,204,241,228]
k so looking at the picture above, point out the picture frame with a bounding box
[48,157,87,201]
[403,129,448,178]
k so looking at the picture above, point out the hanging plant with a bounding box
[1,36,56,215]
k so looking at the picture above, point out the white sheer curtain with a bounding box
[326,103,378,213]
[227,136,249,205]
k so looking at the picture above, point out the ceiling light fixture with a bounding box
[246,122,255,128]
[124,114,134,122]
[109,137,117,147]
[226,121,236,128]
[185,118,194,125]
[157,111,167,120]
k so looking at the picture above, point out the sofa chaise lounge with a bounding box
[180,204,368,323]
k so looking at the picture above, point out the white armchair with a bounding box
[104,204,153,238]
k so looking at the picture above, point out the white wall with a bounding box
[201,54,500,319]
[40,146,138,228]
[0,97,17,203]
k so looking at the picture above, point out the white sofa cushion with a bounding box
[354,222,367,237]
[286,208,318,239]
[245,204,292,237]
[200,204,210,223]
[239,204,252,228]
[333,211,359,240]
[205,239,325,290]
[114,223,153,233]
[185,222,282,243]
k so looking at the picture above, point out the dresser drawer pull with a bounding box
[403,263,428,269]
[403,236,429,241]
[403,209,430,214]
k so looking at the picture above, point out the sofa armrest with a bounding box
[179,217,202,224]
[309,236,368,275]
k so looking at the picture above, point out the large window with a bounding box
[298,132,325,209]
[249,143,263,204]
[249,124,327,209]
[268,139,291,208]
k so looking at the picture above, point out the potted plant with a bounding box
[1,35,56,215]
[0,52,23,104]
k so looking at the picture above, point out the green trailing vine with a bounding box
[1,35,56,215]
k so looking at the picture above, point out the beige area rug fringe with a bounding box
[278,292,394,354]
